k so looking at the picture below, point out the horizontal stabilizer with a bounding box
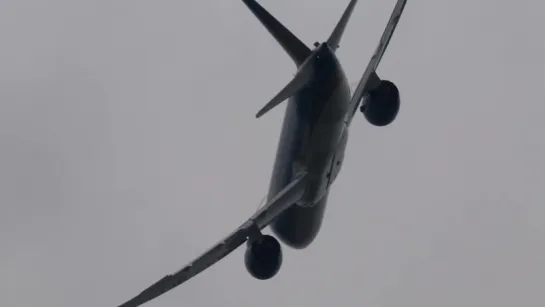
[242,0,311,66]
[256,57,314,118]
[327,0,359,51]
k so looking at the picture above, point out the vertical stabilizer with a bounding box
[242,0,311,66]
[326,0,359,51]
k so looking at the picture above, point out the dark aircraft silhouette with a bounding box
[117,0,407,305]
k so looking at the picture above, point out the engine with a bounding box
[360,80,400,126]
[244,235,283,280]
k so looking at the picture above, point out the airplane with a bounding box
[117,0,407,305]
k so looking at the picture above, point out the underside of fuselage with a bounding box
[268,43,351,249]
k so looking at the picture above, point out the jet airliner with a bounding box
[117,0,407,305]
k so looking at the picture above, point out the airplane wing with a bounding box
[116,171,308,307]
[346,0,407,125]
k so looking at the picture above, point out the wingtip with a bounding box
[255,104,271,118]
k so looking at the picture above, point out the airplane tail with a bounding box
[242,0,359,117]
[242,0,358,62]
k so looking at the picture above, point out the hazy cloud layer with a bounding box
[1,0,544,306]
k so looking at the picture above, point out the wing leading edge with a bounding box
[116,171,308,307]
[346,0,407,125]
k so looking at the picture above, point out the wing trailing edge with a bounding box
[116,171,308,307]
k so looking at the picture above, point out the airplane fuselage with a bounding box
[268,43,351,249]
[114,1,408,304]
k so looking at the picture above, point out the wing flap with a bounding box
[117,171,308,307]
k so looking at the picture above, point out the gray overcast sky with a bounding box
[1,0,544,306]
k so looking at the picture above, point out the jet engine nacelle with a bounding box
[244,235,283,280]
[360,80,400,126]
